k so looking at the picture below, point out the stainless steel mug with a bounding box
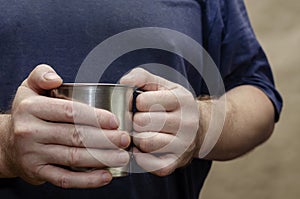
[50,83,134,177]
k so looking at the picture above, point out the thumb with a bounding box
[120,67,175,91]
[23,64,63,94]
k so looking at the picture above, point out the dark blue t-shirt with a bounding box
[0,0,282,199]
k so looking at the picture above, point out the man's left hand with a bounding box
[121,68,199,176]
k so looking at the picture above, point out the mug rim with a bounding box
[60,83,135,89]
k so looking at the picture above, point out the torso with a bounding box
[0,1,211,199]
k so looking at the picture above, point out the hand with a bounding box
[120,68,199,176]
[2,64,131,188]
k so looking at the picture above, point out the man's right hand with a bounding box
[0,64,130,188]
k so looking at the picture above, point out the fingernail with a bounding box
[44,72,60,80]
[120,134,130,148]
[110,115,119,129]
[102,172,112,184]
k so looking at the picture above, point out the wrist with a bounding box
[193,97,213,159]
[0,114,15,178]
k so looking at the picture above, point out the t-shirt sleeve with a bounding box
[220,0,283,122]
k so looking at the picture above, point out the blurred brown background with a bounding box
[201,0,300,198]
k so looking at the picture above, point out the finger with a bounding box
[133,148,177,177]
[27,96,119,129]
[37,122,131,149]
[42,146,130,168]
[133,132,188,154]
[38,165,112,188]
[133,111,180,133]
[120,67,177,91]
[23,64,63,94]
[136,90,179,112]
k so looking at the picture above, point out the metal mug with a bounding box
[50,83,134,177]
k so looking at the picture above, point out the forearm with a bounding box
[196,85,275,161]
[0,114,14,177]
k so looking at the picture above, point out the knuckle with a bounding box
[13,122,27,134]
[35,64,50,70]
[33,167,42,178]
[57,175,70,189]
[132,68,149,81]
[62,102,76,121]
[13,122,33,138]
[67,147,80,166]
[16,98,35,113]
[71,126,84,147]
[132,67,146,75]
[172,100,180,111]
[33,165,46,179]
